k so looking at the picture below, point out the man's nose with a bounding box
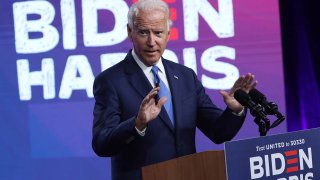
[147,33,156,46]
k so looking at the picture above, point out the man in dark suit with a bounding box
[92,0,257,179]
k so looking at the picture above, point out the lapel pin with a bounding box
[174,75,179,79]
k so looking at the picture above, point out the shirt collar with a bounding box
[131,49,165,74]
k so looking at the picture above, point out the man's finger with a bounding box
[157,96,167,108]
[140,87,161,108]
[219,90,229,100]
[145,87,160,100]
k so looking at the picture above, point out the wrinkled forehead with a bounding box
[133,9,168,28]
[134,8,167,21]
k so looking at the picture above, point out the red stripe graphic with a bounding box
[287,158,298,164]
[286,166,299,173]
[170,8,177,20]
[170,28,179,40]
[285,150,297,156]
[163,0,176,3]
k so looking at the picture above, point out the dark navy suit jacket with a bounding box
[92,51,245,180]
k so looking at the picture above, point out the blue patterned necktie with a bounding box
[151,66,174,126]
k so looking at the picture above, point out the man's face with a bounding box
[128,9,170,66]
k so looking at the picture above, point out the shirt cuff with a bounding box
[231,108,245,116]
[135,126,147,136]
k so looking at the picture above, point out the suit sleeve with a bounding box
[92,74,141,157]
[193,71,246,144]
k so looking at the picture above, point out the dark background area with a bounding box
[280,0,320,131]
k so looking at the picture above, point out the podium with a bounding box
[142,150,226,180]
[142,128,320,180]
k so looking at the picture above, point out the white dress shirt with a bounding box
[132,50,171,92]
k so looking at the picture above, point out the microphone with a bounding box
[234,89,270,122]
[249,89,285,128]
[234,89,271,136]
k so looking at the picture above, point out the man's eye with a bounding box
[138,31,147,35]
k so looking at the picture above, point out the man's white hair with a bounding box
[127,0,172,31]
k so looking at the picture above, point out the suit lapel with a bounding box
[163,59,182,132]
[124,53,152,98]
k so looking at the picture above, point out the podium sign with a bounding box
[225,128,320,180]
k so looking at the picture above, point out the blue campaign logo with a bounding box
[224,128,320,180]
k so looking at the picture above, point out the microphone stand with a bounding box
[249,106,271,136]
[254,117,270,136]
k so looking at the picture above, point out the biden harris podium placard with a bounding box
[225,128,320,180]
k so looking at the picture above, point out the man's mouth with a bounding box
[145,50,158,55]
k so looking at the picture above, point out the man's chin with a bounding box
[142,55,160,64]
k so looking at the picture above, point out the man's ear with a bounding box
[127,24,133,42]
[166,30,171,42]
